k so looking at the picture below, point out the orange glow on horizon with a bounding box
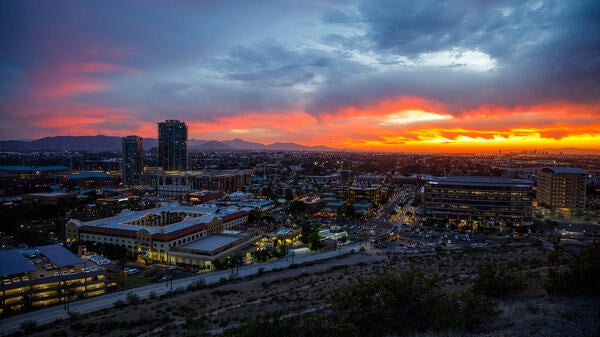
[11,79,600,153]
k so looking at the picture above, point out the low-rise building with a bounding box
[0,244,107,315]
[65,202,252,269]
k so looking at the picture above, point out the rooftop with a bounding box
[0,244,85,277]
[0,165,70,172]
[542,167,587,175]
[65,171,112,179]
[70,202,246,235]
[178,235,240,252]
[430,176,533,186]
[24,192,74,198]
[0,250,36,277]
[37,244,83,267]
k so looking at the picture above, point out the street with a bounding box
[0,243,364,336]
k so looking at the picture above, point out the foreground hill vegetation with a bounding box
[14,242,600,337]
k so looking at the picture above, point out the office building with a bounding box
[122,135,144,186]
[423,176,533,227]
[158,120,188,171]
[536,167,587,211]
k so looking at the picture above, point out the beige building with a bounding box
[536,167,586,211]
[65,203,254,269]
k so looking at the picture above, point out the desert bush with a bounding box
[20,320,37,333]
[473,263,526,298]
[113,299,126,308]
[546,242,600,295]
[126,291,140,304]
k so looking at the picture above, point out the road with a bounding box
[0,243,364,335]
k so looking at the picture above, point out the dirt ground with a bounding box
[22,244,600,337]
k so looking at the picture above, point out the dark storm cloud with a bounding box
[214,41,330,87]
[1,0,599,140]
[305,0,600,116]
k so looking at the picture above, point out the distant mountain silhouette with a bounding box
[0,135,339,152]
[221,138,266,150]
[194,141,234,151]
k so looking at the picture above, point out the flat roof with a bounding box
[0,250,36,277]
[71,203,248,239]
[66,172,112,179]
[25,192,73,198]
[274,228,291,235]
[179,235,239,252]
[37,244,83,267]
[0,165,69,172]
[543,167,587,174]
[431,176,533,185]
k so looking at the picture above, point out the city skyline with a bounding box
[1,1,599,153]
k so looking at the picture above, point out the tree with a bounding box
[248,209,262,222]
[412,194,422,207]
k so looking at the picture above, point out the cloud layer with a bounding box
[1,0,599,152]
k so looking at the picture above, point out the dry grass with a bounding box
[23,243,600,337]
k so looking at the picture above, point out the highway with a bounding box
[0,243,364,335]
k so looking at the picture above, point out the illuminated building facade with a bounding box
[536,167,586,211]
[158,120,188,171]
[122,135,144,186]
[65,203,252,269]
[0,244,107,315]
[149,169,252,199]
[423,176,533,227]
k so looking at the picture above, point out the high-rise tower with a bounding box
[158,120,188,171]
[122,135,144,186]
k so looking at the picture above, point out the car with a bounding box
[126,268,140,275]
[3,279,11,285]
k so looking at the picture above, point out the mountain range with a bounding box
[0,135,339,152]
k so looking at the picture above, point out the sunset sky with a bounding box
[1,1,599,153]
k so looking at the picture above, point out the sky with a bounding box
[1,0,599,153]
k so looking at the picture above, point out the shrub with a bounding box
[546,242,600,296]
[187,279,205,291]
[473,263,525,298]
[20,320,37,333]
[68,311,81,321]
[113,299,126,308]
[126,292,140,304]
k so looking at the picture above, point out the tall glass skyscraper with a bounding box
[158,120,188,171]
[122,135,143,186]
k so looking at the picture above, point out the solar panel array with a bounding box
[0,250,36,277]
[37,244,83,267]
